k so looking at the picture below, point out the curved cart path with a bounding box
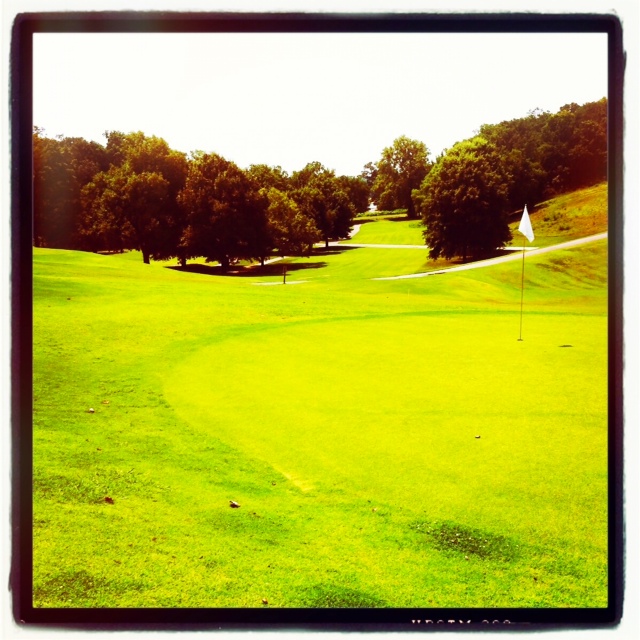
[372,232,608,281]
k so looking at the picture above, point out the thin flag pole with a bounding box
[518,234,526,341]
[517,204,534,341]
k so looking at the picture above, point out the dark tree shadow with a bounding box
[166,259,330,278]
[166,263,228,276]
[425,247,523,271]
[312,245,359,257]
[232,261,328,277]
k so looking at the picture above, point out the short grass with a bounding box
[32,188,608,609]
[345,219,426,245]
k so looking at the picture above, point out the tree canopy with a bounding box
[33,129,108,249]
[80,131,188,263]
[414,136,512,261]
[262,187,321,257]
[33,98,607,266]
[370,136,431,218]
[290,162,356,248]
[178,152,269,270]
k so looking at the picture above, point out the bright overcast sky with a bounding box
[33,31,608,177]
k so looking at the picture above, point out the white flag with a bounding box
[518,205,534,243]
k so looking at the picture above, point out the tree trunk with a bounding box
[142,249,150,264]
[180,256,186,268]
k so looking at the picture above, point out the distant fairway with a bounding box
[343,218,426,245]
[32,188,609,609]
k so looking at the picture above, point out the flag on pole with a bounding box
[518,205,534,243]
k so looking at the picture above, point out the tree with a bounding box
[263,188,321,256]
[80,131,188,263]
[33,129,108,249]
[359,162,378,190]
[565,98,607,188]
[178,152,269,270]
[81,165,170,263]
[479,110,549,210]
[337,175,370,215]
[371,136,431,218]
[479,99,607,201]
[290,162,355,248]
[415,136,512,261]
[79,166,135,253]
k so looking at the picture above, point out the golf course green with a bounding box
[32,184,609,609]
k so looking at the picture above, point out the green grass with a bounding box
[32,187,608,609]
[507,182,608,248]
[346,218,426,245]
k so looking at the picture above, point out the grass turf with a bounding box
[32,190,608,609]
[345,218,426,245]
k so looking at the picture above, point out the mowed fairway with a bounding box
[32,213,608,608]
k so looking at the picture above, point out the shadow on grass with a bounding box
[423,247,524,272]
[166,252,356,277]
[233,261,328,278]
[313,245,359,257]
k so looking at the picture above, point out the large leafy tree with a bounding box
[415,136,512,261]
[178,152,269,270]
[33,129,108,249]
[479,99,606,203]
[359,161,378,190]
[479,110,549,210]
[80,132,188,263]
[371,136,431,218]
[263,187,321,257]
[290,162,355,248]
[337,175,370,215]
[539,100,607,192]
[79,166,135,253]
[81,166,171,263]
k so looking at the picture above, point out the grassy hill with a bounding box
[507,181,608,248]
[32,185,609,609]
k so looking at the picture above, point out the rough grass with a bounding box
[506,182,608,248]
[32,188,609,609]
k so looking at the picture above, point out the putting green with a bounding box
[164,309,607,546]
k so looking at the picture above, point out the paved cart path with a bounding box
[372,232,608,280]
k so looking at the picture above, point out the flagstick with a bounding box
[518,235,526,341]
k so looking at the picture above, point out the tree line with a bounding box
[415,98,607,260]
[33,98,606,264]
[33,128,368,268]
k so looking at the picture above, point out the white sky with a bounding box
[33,31,608,177]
